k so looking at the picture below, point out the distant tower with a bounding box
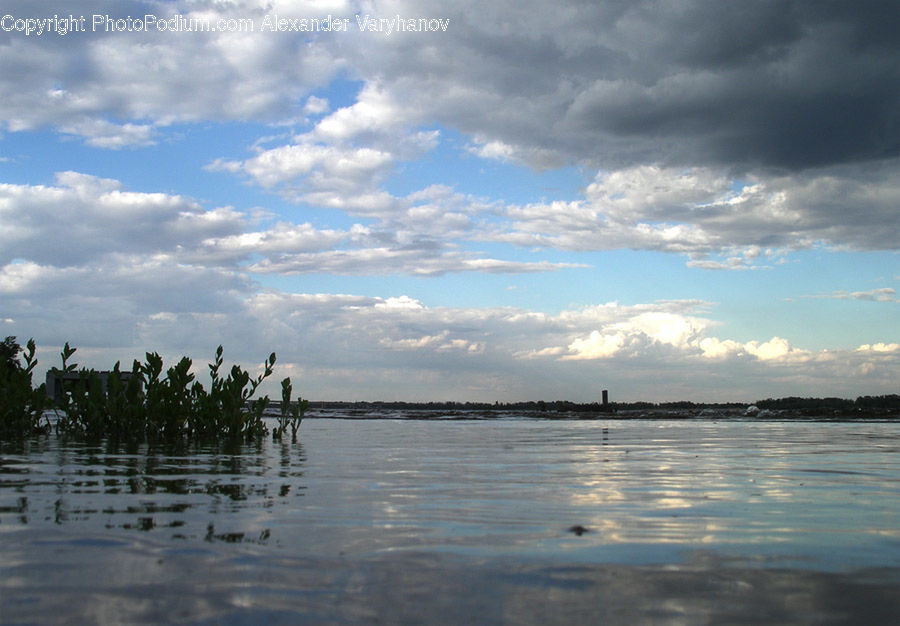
[602,389,609,406]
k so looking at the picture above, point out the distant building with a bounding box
[46,370,139,399]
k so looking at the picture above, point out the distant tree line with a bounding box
[310,399,744,412]
[309,397,899,413]
[755,395,900,411]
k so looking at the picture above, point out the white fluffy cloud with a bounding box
[3,216,896,399]
[30,290,894,401]
[492,162,900,265]
[3,168,889,401]
[0,173,575,276]
[241,143,395,190]
[0,1,346,145]
[538,310,815,366]
[209,83,439,217]
[0,172,246,266]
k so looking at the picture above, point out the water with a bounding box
[2,416,899,624]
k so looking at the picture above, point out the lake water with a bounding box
[2,415,900,624]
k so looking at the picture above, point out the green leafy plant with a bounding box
[0,337,50,438]
[273,376,307,442]
[1,339,304,443]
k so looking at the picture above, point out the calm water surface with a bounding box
[2,416,899,624]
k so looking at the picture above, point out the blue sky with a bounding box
[1,1,897,402]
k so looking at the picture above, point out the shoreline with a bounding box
[296,406,900,421]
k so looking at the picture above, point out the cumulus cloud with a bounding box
[224,142,395,191]
[489,161,900,264]
[0,173,576,276]
[161,291,897,400]
[857,343,900,354]
[552,311,812,365]
[3,167,887,399]
[0,1,344,141]
[0,172,246,266]
[210,83,440,216]
[76,292,900,400]
[58,118,157,149]
[563,331,626,360]
[2,224,895,399]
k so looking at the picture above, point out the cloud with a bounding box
[4,1,897,174]
[803,288,897,302]
[490,161,900,264]
[199,222,354,257]
[0,1,344,140]
[2,202,895,402]
[509,301,823,366]
[5,1,896,265]
[563,331,626,360]
[142,291,893,398]
[246,248,580,276]
[857,343,900,354]
[554,316,812,365]
[226,142,395,190]
[560,311,708,361]
[321,1,899,264]
[58,118,157,149]
[303,95,330,116]
[0,173,577,276]
[12,287,892,401]
[333,0,900,172]
[216,129,900,267]
[212,83,439,215]
[0,172,246,266]
[0,256,253,348]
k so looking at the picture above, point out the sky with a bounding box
[0,0,898,403]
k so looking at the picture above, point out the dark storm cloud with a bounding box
[369,0,899,172]
[4,1,895,170]
[580,0,900,170]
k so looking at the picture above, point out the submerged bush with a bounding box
[0,337,51,439]
[0,339,305,443]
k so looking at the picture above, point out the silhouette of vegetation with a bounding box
[0,338,305,442]
[855,395,900,410]
[0,337,50,439]
[755,395,900,415]
[306,397,898,418]
[305,399,746,413]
